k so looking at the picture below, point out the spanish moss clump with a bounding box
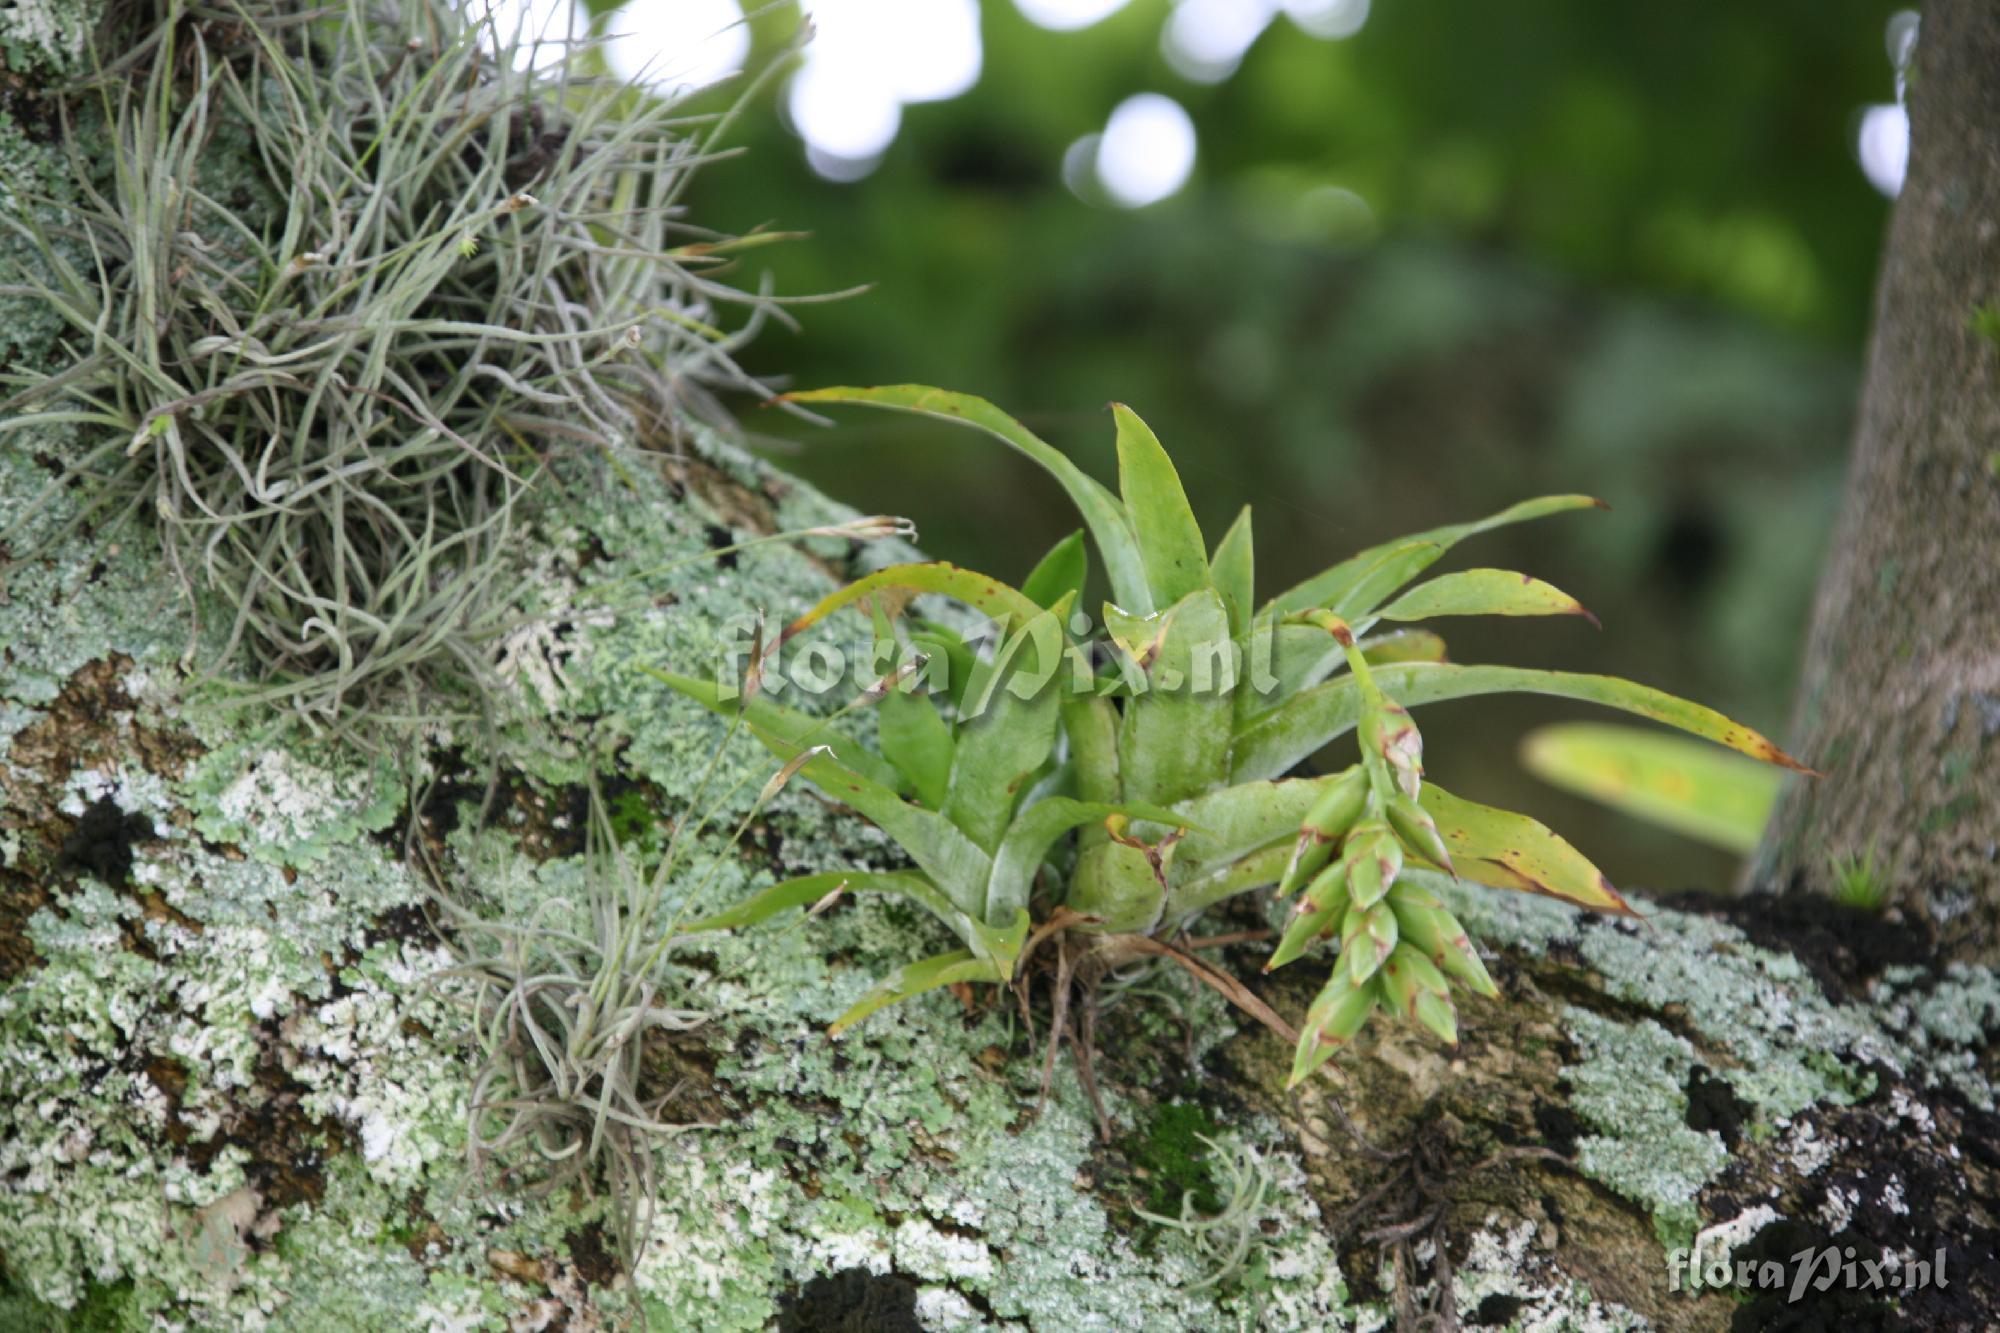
[0,0,791,738]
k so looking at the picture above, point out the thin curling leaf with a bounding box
[878,690,954,809]
[1021,529,1089,611]
[639,668,903,790]
[1113,403,1209,607]
[1520,722,1781,854]
[1231,662,1811,784]
[780,561,1048,643]
[783,386,1151,612]
[1378,569,1598,627]
[829,950,1009,1036]
[1264,494,1604,621]
[986,796,1190,927]
[1416,781,1632,914]
[1209,506,1255,640]
[685,870,1023,965]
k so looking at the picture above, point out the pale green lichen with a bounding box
[180,741,403,870]
[1440,878,1998,1248]
[0,0,95,75]
[1560,1008,1728,1249]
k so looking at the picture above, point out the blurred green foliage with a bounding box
[668,0,1902,889]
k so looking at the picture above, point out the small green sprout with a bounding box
[1829,842,1891,913]
[648,387,1808,1113]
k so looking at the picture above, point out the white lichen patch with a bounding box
[183,741,403,869]
[1443,1221,1647,1333]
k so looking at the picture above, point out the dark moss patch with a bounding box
[775,1268,922,1333]
[1123,1100,1225,1217]
[1707,1078,2000,1332]
[1726,1219,1908,1332]
[0,861,51,980]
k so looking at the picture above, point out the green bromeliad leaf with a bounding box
[878,688,954,809]
[829,949,1011,1036]
[781,560,1049,640]
[1360,629,1449,665]
[1263,494,1603,621]
[1114,403,1210,608]
[1230,661,1809,784]
[943,601,1071,851]
[684,869,1027,967]
[1106,588,1235,807]
[1209,506,1255,640]
[1376,568,1596,625]
[1021,529,1089,612]
[782,385,1153,613]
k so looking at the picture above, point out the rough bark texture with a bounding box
[1755,0,2000,951]
[1,6,1997,1331]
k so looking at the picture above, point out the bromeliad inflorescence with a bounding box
[647,386,1808,1103]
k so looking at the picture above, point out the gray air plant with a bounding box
[0,0,797,739]
[649,387,1808,1105]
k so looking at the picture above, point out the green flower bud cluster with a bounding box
[1267,619,1502,1087]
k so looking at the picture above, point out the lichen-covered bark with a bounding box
[3,7,1997,1332]
[1755,0,2000,950]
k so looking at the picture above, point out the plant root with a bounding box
[1013,916,1296,1141]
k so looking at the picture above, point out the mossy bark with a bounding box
[3,6,1997,1331]
[1755,0,2000,951]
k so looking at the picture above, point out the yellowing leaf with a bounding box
[1416,782,1633,914]
[1520,722,1781,854]
[1377,568,1596,626]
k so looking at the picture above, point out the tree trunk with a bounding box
[1755,0,2000,954]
